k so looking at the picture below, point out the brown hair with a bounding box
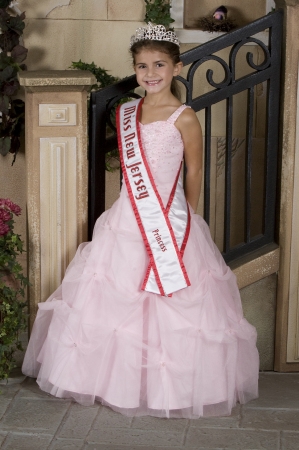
[130,40,181,100]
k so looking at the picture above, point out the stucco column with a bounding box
[274,0,299,370]
[18,71,96,331]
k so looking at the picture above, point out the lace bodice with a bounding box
[139,104,190,206]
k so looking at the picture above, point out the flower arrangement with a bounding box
[0,198,29,381]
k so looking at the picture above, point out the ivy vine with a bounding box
[70,60,123,172]
[70,59,119,91]
[0,0,28,164]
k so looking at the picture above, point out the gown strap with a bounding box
[167,104,191,125]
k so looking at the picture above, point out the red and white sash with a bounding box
[116,98,191,296]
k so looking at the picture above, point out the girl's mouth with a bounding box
[145,80,162,86]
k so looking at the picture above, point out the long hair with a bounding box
[130,40,181,100]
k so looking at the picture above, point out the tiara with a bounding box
[130,22,180,48]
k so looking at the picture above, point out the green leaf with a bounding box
[0,136,11,156]
[3,79,19,97]
[0,53,14,70]
[11,45,28,63]
[0,65,15,82]
[9,15,25,36]
[70,60,119,88]
[0,31,20,53]
[0,94,10,114]
[144,0,174,29]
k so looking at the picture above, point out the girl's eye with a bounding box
[138,65,146,69]
[157,63,164,67]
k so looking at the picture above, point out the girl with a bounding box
[22,23,259,419]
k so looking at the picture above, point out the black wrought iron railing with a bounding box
[89,10,283,263]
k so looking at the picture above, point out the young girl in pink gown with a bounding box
[22,23,259,419]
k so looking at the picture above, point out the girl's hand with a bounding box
[176,108,203,212]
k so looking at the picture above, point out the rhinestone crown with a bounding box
[130,22,180,48]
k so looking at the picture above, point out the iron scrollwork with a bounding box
[229,37,271,83]
[189,55,232,90]
[106,92,142,134]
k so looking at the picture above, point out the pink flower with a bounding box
[11,203,21,216]
[0,198,22,216]
[0,219,10,237]
[0,208,12,222]
[4,199,14,210]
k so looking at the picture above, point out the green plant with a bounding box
[70,60,132,172]
[0,0,28,164]
[0,198,30,381]
[144,0,175,30]
[70,59,119,91]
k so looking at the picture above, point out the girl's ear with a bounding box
[174,61,183,76]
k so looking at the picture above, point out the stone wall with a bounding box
[240,274,277,371]
[20,0,145,78]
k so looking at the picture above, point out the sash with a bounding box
[116,98,191,296]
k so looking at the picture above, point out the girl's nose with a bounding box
[146,66,155,77]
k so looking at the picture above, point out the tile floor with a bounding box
[0,372,298,450]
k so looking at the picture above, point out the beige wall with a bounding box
[241,273,277,371]
[21,0,145,79]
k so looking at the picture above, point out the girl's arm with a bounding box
[177,109,203,212]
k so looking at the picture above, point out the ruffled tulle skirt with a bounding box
[22,189,259,418]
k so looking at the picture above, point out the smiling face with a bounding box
[134,49,182,96]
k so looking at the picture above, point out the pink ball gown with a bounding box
[22,104,259,418]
